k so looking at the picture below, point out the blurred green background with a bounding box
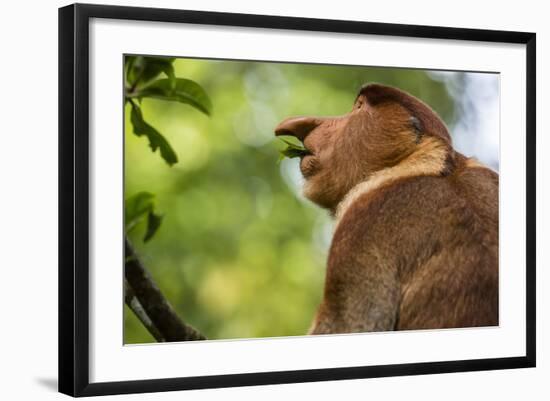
[124,57,497,343]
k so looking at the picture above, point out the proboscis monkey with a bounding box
[275,83,498,333]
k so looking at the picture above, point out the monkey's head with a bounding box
[274,83,455,211]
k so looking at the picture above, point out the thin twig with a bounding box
[124,280,165,342]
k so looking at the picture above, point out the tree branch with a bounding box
[124,237,207,341]
[124,280,165,342]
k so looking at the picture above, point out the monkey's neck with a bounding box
[333,138,452,227]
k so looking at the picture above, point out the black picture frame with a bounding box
[58,3,536,397]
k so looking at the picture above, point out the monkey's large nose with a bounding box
[274,116,321,141]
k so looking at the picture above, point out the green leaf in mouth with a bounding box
[278,138,310,162]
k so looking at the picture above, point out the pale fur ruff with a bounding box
[333,138,486,229]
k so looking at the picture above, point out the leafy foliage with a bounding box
[124,56,212,243]
[125,55,212,166]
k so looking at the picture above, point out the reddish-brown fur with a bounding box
[275,83,498,333]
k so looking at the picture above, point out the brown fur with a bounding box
[275,83,498,334]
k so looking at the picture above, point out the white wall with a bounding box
[0,0,546,399]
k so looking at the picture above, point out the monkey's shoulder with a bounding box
[337,175,454,223]
[333,170,497,247]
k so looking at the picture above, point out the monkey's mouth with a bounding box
[283,147,311,159]
[295,148,313,158]
[276,136,317,177]
[299,151,319,178]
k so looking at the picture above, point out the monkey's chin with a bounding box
[303,180,334,210]
[303,180,315,199]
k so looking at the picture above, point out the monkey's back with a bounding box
[334,164,499,330]
[398,166,498,329]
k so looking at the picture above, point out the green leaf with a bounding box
[132,78,213,116]
[162,63,176,89]
[144,211,163,242]
[130,103,178,166]
[126,56,176,89]
[125,191,155,231]
[124,56,136,86]
[125,192,164,242]
[277,135,302,147]
[278,138,309,161]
